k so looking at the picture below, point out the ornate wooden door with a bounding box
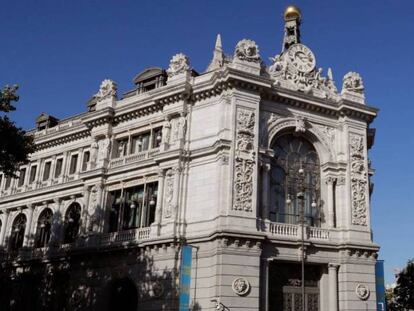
[282,286,319,311]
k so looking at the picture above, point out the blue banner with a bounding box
[376,260,386,311]
[179,245,192,311]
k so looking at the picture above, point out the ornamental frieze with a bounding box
[233,108,255,212]
[349,133,368,226]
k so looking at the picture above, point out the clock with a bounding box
[286,44,316,73]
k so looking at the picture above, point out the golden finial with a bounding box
[284,5,301,21]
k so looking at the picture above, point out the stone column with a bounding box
[325,177,336,228]
[23,204,35,247]
[261,163,271,220]
[50,198,62,244]
[96,184,105,233]
[328,263,339,311]
[61,151,69,182]
[0,210,10,246]
[154,169,165,226]
[82,186,91,234]
[161,116,171,152]
[172,166,182,221]
[89,139,98,170]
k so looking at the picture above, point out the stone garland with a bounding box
[349,133,368,226]
[233,108,255,212]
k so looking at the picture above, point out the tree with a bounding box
[0,85,35,177]
[388,259,414,311]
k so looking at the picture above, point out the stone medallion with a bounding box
[355,283,370,300]
[232,277,250,296]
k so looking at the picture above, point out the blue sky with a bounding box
[1,0,413,284]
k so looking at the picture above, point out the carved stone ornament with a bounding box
[234,39,261,63]
[232,277,251,296]
[97,137,111,165]
[87,185,100,231]
[166,53,190,77]
[162,117,172,146]
[152,281,164,298]
[163,170,174,218]
[268,44,339,100]
[294,115,306,133]
[95,79,117,101]
[342,71,364,94]
[350,134,368,226]
[355,283,370,300]
[233,108,255,212]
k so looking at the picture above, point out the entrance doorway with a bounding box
[108,278,138,311]
[268,262,322,311]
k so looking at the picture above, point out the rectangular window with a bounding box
[152,127,162,148]
[18,168,26,187]
[5,176,11,189]
[54,158,63,178]
[108,181,158,232]
[29,166,37,184]
[115,139,128,158]
[43,162,51,181]
[131,132,150,154]
[69,154,78,175]
[82,151,90,171]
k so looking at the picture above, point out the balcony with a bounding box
[0,227,151,263]
[100,227,151,246]
[109,148,160,168]
[267,222,333,242]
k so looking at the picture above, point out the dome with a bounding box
[284,5,301,21]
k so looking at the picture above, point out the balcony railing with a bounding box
[109,148,160,168]
[267,221,331,241]
[100,227,151,245]
[0,227,151,263]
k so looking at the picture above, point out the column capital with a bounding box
[336,176,346,186]
[26,204,35,210]
[328,263,339,269]
[172,166,182,174]
[158,168,166,178]
[325,176,337,185]
[53,198,62,205]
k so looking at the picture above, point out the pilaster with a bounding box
[23,204,35,247]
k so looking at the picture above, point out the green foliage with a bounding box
[388,259,414,310]
[0,85,35,177]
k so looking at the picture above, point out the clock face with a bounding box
[287,44,316,73]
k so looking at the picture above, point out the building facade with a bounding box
[0,6,379,311]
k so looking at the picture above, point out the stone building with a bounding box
[0,6,379,311]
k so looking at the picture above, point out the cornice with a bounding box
[35,129,91,151]
[82,107,114,128]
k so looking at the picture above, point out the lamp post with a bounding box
[297,167,306,311]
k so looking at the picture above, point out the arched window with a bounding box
[35,208,53,248]
[10,214,27,251]
[270,134,321,226]
[63,203,81,244]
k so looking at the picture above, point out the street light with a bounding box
[286,163,317,311]
[297,167,306,311]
